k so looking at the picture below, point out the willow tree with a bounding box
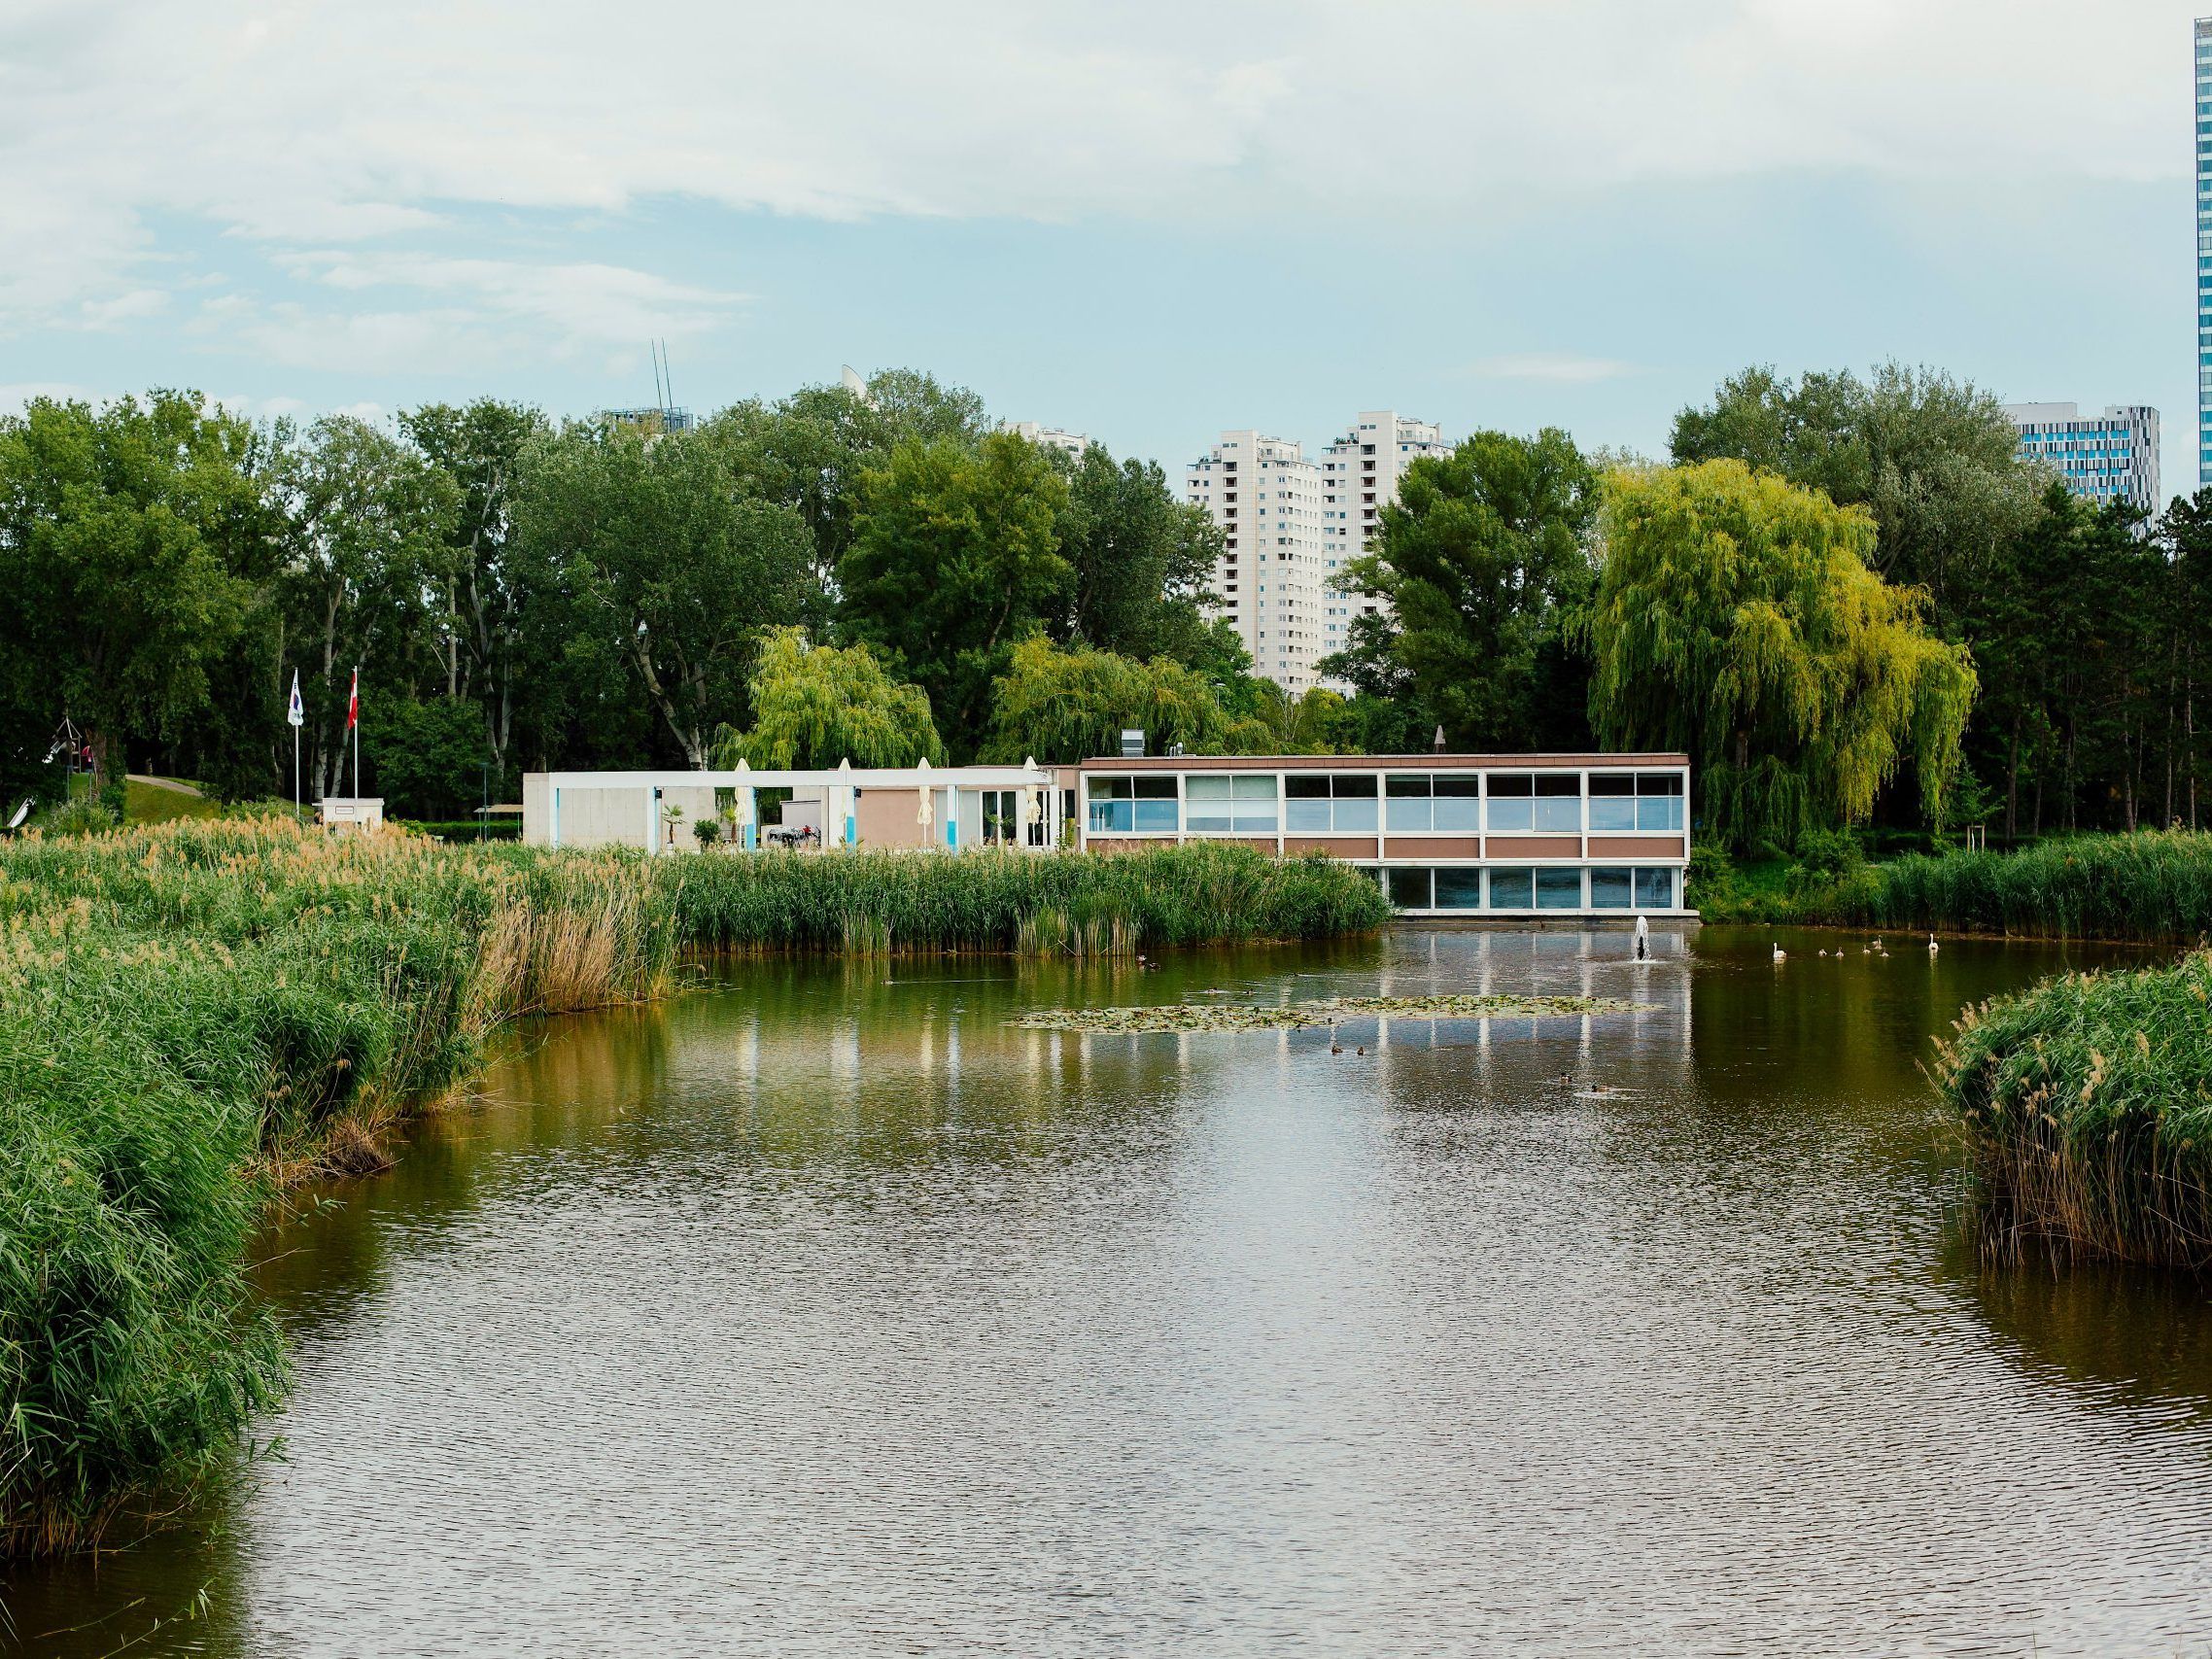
[1588,460,1976,849]
[714,628,941,769]
[981,636,1227,764]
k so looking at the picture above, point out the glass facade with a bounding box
[2005,404,2160,519]
[2200,18,2212,484]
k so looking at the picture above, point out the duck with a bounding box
[1772,943,1786,962]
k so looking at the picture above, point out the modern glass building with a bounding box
[2199,18,2212,483]
[2004,402,2161,517]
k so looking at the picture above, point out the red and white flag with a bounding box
[346,668,360,731]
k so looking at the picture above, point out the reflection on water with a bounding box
[12,927,2212,1657]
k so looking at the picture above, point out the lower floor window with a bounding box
[1375,864,1681,911]
[1535,868,1582,909]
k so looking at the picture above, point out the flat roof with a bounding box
[1077,752,1689,772]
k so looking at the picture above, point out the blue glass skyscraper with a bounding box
[2199,19,2212,483]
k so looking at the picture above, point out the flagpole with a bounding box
[352,666,361,799]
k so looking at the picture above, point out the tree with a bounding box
[364,696,491,819]
[1051,444,1222,661]
[401,398,549,791]
[0,393,267,799]
[1588,460,1977,849]
[1670,362,2041,616]
[982,636,1227,764]
[2160,490,2212,828]
[714,627,942,769]
[269,416,461,802]
[1322,430,1597,749]
[708,367,990,580]
[512,424,819,767]
[840,432,1072,754]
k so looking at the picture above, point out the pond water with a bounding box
[13,926,2212,1657]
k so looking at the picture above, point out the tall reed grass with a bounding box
[1750,831,2212,944]
[0,825,1382,1554]
[670,844,1387,955]
[1936,950,2212,1268]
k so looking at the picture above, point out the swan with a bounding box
[1928,933,1940,954]
[1772,943,1786,962]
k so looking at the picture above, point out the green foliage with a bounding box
[364,696,489,820]
[1052,443,1222,661]
[0,393,268,795]
[840,432,1072,752]
[1589,460,1977,850]
[1325,429,1597,749]
[1670,362,2040,608]
[981,636,1227,764]
[511,423,820,765]
[1936,950,2212,1266]
[715,627,942,769]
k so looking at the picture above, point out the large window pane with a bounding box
[1386,778,1432,832]
[1334,795,1378,832]
[1634,867,1676,908]
[1535,795,1582,833]
[1589,794,1637,831]
[1486,774,1533,832]
[1184,776,1230,833]
[1387,867,1433,909]
[1434,776,1479,831]
[1232,776,1277,800]
[1589,867,1632,909]
[1488,867,1534,908]
[1535,867,1583,909]
[1286,798,1331,832]
[1637,795,1684,831]
[1285,776,1331,799]
[1434,868,1483,910]
[1089,799,1132,833]
[1132,798,1178,832]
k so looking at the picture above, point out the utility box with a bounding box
[320,797,385,836]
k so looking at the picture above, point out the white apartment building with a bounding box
[1188,411,1447,692]
[1002,420,1092,458]
[1319,411,1448,661]
[1186,432,1331,690]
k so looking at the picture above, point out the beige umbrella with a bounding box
[916,757,934,831]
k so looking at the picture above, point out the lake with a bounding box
[12,926,2212,1656]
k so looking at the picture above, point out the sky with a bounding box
[1,0,2203,492]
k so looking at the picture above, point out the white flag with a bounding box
[287,670,304,728]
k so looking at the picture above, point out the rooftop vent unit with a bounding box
[1120,729,1145,757]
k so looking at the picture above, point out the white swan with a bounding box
[1772,943,1786,962]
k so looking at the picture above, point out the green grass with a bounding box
[1697,831,2212,945]
[0,824,1384,1555]
[123,778,225,825]
[1937,950,2212,1267]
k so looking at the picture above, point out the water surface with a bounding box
[14,927,2212,1657]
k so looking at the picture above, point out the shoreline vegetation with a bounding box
[1937,952,2212,1270]
[0,820,1386,1557]
[1694,831,2212,946]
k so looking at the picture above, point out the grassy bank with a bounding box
[1698,831,2212,944]
[1937,951,2212,1268]
[0,824,1383,1554]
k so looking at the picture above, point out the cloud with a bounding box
[1464,354,1647,384]
[0,0,2193,360]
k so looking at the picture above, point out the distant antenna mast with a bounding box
[649,341,667,411]
[658,339,674,413]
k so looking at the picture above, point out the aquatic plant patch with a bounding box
[1010,993,1651,1033]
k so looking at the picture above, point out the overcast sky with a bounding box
[2,0,2202,491]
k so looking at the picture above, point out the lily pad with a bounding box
[1009,993,1651,1034]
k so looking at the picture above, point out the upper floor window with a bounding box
[1286,774,1380,833]
[1088,777,1177,834]
[1588,773,1685,831]
[1386,773,1480,831]
[1185,775,1278,834]
[1487,773,1580,833]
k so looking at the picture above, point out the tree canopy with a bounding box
[1589,460,1977,849]
[715,628,942,769]
[1323,429,1596,750]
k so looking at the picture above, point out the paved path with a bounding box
[127,774,203,796]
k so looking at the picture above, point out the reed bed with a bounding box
[1936,950,2212,1268]
[0,825,1382,1555]
[1781,831,2212,944]
[670,843,1387,955]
